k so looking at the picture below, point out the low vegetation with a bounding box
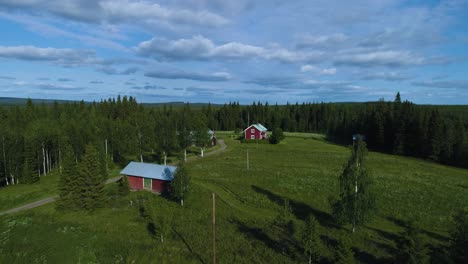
[0,134,467,263]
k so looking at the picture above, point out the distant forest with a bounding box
[0,93,467,185]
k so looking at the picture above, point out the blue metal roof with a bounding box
[120,162,177,181]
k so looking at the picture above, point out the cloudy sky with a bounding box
[0,0,467,104]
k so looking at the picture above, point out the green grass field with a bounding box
[0,133,467,263]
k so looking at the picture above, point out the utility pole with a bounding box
[212,193,216,264]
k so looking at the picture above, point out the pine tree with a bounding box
[302,215,322,264]
[334,236,355,264]
[21,142,39,184]
[21,158,37,184]
[56,144,78,210]
[170,163,190,206]
[118,175,130,197]
[332,137,376,232]
[78,144,106,211]
[396,221,428,264]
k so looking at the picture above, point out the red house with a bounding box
[120,162,177,194]
[244,123,268,140]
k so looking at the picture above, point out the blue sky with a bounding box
[0,0,467,104]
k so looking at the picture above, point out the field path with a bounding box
[182,139,227,163]
[0,176,122,216]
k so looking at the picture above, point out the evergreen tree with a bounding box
[78,144,106,211]
[449,208,468,263]
[269,127,285,144]
[21,142,39,184]
[21,158,37,184]
[334,236,355,264]
[56,144,78,210]
[332,137,376,232]
[118,175,130,197]
[396,221,428,264]
[170,163,190,206]
[302,215,322,264]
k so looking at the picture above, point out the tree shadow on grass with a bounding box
[172,228,206,264]
[352,247,393,264]
[147,222,156,238]
[386,216,448,242]
[365,226,400,242]
[231,218,302,262]
[251,185,338,228]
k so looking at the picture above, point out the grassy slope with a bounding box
[0,134,467,263]
[0,171,60,211]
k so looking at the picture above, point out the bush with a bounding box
[269,128,285,144]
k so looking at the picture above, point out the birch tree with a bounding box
[332,136,376,232]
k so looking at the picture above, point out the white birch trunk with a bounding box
[200,147,204,157]
[184,149,187,162]
[181,199,184,206]
[140,154,143,163]
[2,136,7,186]
[45,149,49,174]
[59,149,62,171]
[164,152,167,165]
[42,144,46,176]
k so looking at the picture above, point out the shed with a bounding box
[120,162,177,194]
[244,123,268,140]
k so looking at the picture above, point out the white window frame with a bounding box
[251,135,255,139]
[251,128,255,133]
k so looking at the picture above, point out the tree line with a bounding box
[0,96,209,186]
[1,93,467,187]
[205,93,468,167]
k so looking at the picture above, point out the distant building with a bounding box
[244,123,268,140]
[352,134,366,143]
[120,162,177,194]
[208,129,217,146]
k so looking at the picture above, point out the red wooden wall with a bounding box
[127,175,143,190]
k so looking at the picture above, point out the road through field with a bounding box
[0,139,228,216]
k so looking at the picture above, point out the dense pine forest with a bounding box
[212,93,468,168]
[0,93,467,186]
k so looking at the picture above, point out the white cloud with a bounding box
[145,69,232,82]
[0,0,228,27]
[362,72,412,81]
[334,50,424,67]
[300,64,337,75]
[136,35,321,63]
[320,68,337,75]
[412,80,468,89]
[296,33,348,48]
[300,64,317,73]
[0,45,95,64]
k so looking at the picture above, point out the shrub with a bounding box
[269,128,285,144]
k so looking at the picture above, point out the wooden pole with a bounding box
[212,193,216,264]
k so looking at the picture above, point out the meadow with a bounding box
[0,133,467,263]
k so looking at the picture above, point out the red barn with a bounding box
[120,162,177,194]
[244,123,268,140]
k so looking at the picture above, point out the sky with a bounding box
[0,0,467,104]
